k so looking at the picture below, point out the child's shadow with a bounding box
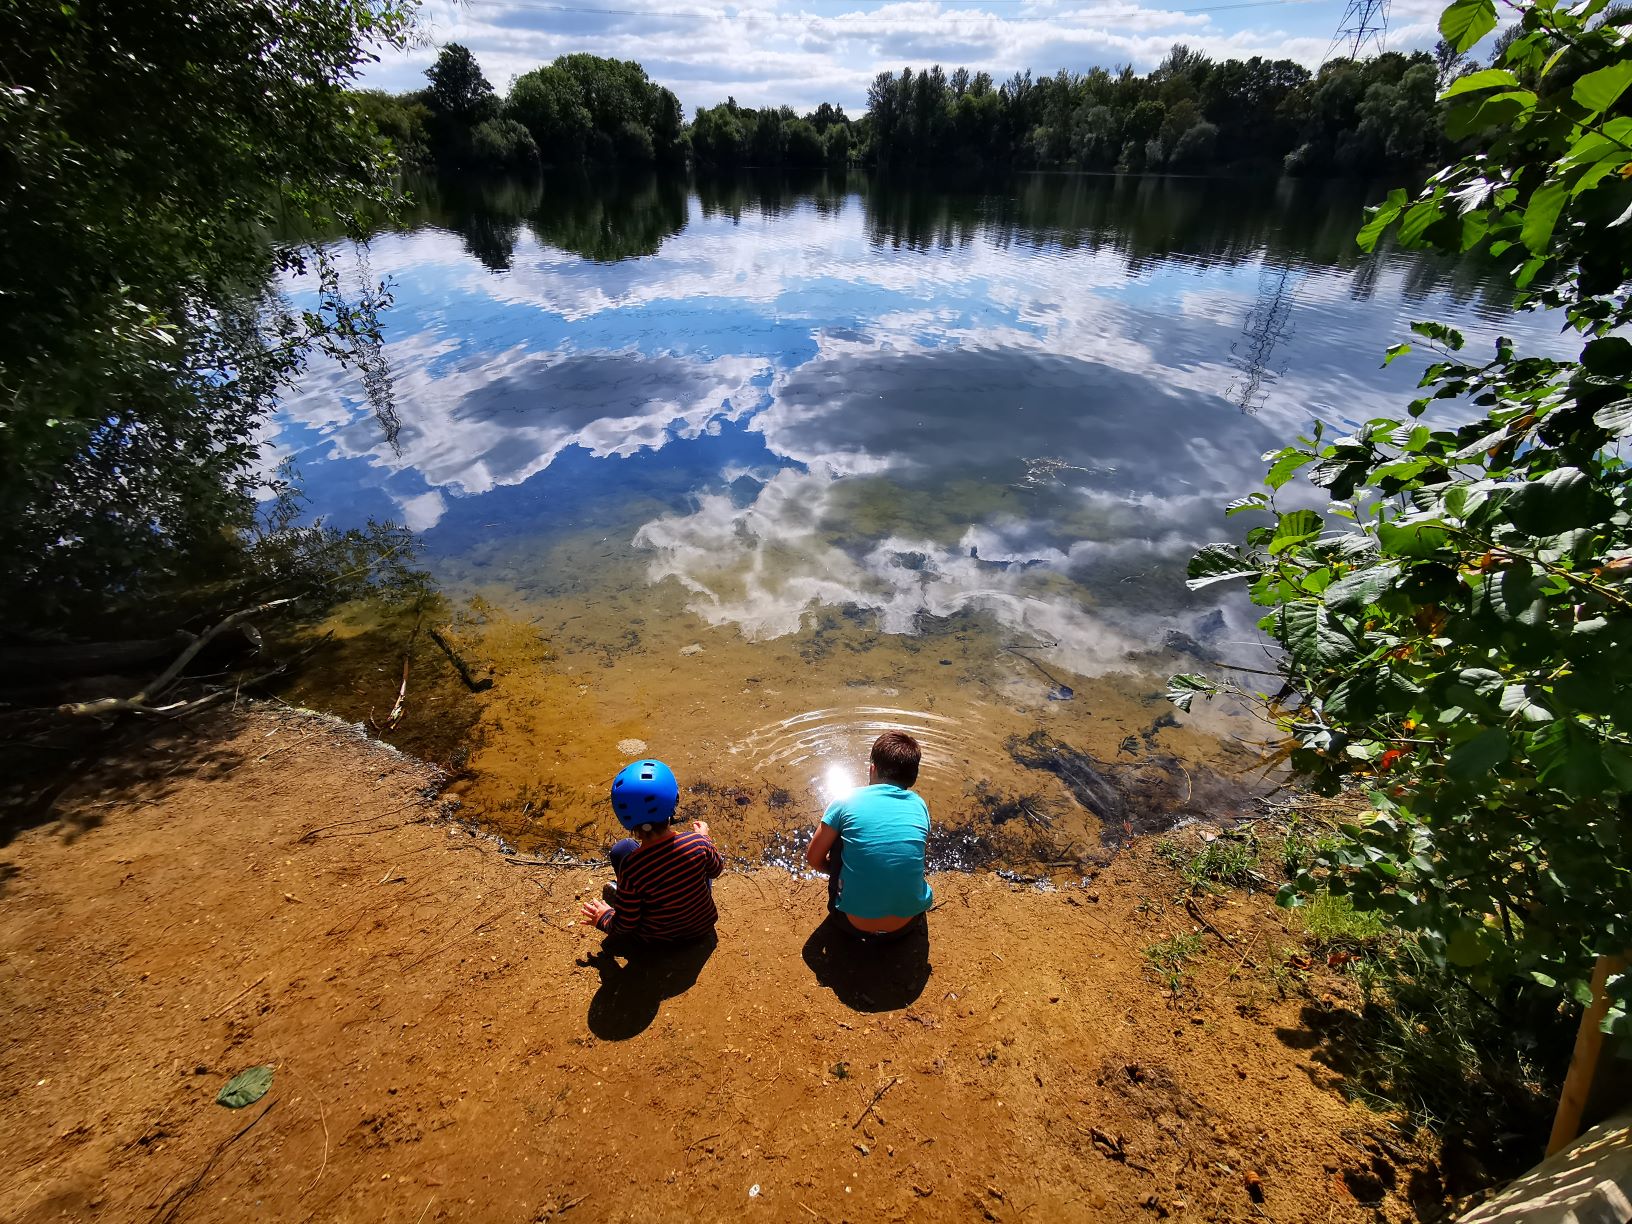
[582,932,719,1040]
[800,913,931,1012]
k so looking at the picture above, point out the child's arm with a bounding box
[579,891,645,934]
[805,822,838,873]
[693,821,725,879]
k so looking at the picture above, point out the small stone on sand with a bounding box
[616,738,647,756]
[680,644,704,656]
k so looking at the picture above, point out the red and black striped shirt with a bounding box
[597,829,724,940]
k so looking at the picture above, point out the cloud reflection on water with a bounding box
[273,175,1568,673]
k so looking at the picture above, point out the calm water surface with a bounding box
[270,171,1561,869]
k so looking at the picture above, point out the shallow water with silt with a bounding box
[268,170,1560,872]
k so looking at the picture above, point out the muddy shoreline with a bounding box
[0,702,1456,1223]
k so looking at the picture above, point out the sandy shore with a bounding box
[0,705,1435,1222]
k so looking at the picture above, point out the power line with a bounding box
[1325,0,1386,59]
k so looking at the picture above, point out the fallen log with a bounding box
[0,627,261,686]
[58,600,295,718]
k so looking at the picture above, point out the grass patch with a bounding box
[1305,938,1570,1183]
[1180,836,1258,890]
[1143,931,1206,993]
[1299,892,1387,950]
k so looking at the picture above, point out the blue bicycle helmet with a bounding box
[610,759,679,831]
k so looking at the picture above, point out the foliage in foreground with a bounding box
[0,0,415,636]
[1172,0,1632,1031]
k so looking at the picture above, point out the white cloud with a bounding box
[365,0,1444,115]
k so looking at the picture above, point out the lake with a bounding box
[269,169,1559,872]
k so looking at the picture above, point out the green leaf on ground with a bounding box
[217,1064,275,1109]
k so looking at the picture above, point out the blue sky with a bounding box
[361,0,1459,116]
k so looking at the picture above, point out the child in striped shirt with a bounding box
[580,759,723,942]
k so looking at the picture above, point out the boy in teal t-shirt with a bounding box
[804,731,932,938]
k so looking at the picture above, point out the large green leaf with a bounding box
[1447,727,1511,780]
[1505,467,1599,535]
[1265,450,1316,490]
[1573,59,1632,115]
[1520,180,1568,255]
[1268,509,1324,554]
[1324,563,1399,612]
[217,1064,275,1109]
[1445,90,1534,140]
[1440,0,1498,53]
[1279,603,1361,669]
[1185,544,1259,590]
[1357,188,1408,252]
[1594,399,1632,437]
[1442,67,1520,99]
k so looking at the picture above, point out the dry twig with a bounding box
[852,1075,899,1129]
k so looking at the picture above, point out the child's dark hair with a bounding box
[871,730,921,787]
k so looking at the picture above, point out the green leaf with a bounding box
[1377,520,1450,558]
[1268,509,1323,554]
[1166,673,1219,713]
[1446,925,1494,967]
[1573,60,1632,115]
[1278,603,1361,669]
[1383,342,1414,366]
[1505,467,1599,535]
[1583,335,1632,376]
[1186,544,1259,590]
[1265,450,1316,489]
[1225,493,1269,516]
[1520,180,1568,255]
[1357,188,1407,252]
[1324,563,1399,612]
[1399,198,1444,245]
[1456,667,1503,698]
[217,1064,275,1109]
[1439,0,1497,52]
[1442,67,1519,99]
[1593,399,1632,437]
[1447,727,1510,780]
[1445,91,1533,140]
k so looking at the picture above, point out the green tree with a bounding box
[425,42,496,126]
[0,0,414,632]
[350,89,432,164]
[471,117,539,170]
[1172,0,1632,1031]
[506,65,592,164]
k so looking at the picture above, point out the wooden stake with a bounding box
[1548,953,1628,1156]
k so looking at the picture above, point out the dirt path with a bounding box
[0,706,1431,1222]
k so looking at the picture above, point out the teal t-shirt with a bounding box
[821,783,934,920]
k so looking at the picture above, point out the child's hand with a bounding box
[692,820,711,838]
[580,899,612,927]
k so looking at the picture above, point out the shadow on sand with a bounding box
[583,931,719,1040]
[801,913,931,1012]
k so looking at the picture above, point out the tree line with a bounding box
[356,39,1492,177]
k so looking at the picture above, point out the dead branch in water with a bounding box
[381,600,426,731]
[57,599,296,718]
[428,626,492,692]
